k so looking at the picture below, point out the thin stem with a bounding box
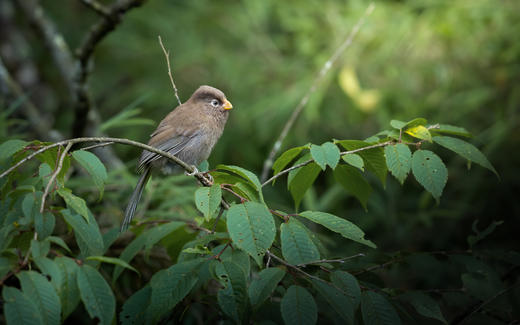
[260,3,376,181]
[267,250,325,283]
[40,142,73,213]
[158,35,182,106]
[297,253,365,267]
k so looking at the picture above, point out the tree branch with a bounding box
[260,3,376,182]
[158,35,182,106]
[79,0,111,16]
[262,140,391,187]
[40,142,73,212]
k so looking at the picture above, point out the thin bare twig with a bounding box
[297,253,365,267]
[260,3,376,181]
[79,0,110,16]
[80,141,114,151]
[267,250,325,283]
[40,142,73,212]
[262,140,391,187]
[158,35,182,106]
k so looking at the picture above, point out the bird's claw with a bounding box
[185,166,199,176]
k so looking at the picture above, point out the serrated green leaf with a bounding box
[61,209,104,257]
[287,153,321,209]
[30,239,50,258]
[146,259,202,323]
[361,291,401,325]
[194,184,222,221]
[281,285,317,325]
[120,286,151,325]
[57,188,90,223]
[216,165,263,199]
[390,120,407,129]
[334,164,372,210]
[0,139,28,161]
[71,150,108,199]
[2,286,44,325]
[77,264,115,325]
[385,144,412,184]
[312,279,354,324]
[331,271,361,309]
[217,261,248,323]
[433,136,497,176]
[54,257,80,318]
[431,124,472,137]
[400,291,447,324]
[281,218,320,265]
[226,202,276,265]
[272,146,307,176]
[113,221,183,281]
[411,150,448,201]
[299,211,375,248]
[248,267,286,307]
[46,236,72,253]
[342,153,364,171]
[33,257,63,291]
[390,118,427,130]
[336,140,387,186]
[310,142,340,170]
[18,271,61,325]
[217,246,251,276]
[86,256,139,274]
[35,212,55,240]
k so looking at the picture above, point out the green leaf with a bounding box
[361,291,401,325]
[216,165,263,198]
[217,261,248,323]
[30,239,50,258]
[35,212,55,240]
[113,222,183,281]
[331,271,361,309]
[61,209,104,257]
[431,124,472,137]
[299,211,376,248]
[248,267,286,307]
[18,271,61,325]
[71,150,108,199]
[217,246,251,276]
[334,165,372,210]
[312,279,354,323]
[433,136,497,176]
[120,286,151,325]
[226,202,276,265]
[2,286,44,325]
[400,291,447,324]
[146,259,202,323]
[390,118,427,130]
[336,140,387,186]
[57,188,90,223]
[385,143,412,184]
[287,153,321,209]
[86,256,139,274]
[0,139,28,161]
[405,125,432,142]
[390,120,407,129]
[33,257,63,292]
[281,285,317,325]
[54,257,80,319]
[342,153,364,171]
[77,264,115,325]
[46,236,72,254]
[411,150,448,201]
[280,218,320,265]
[194,184,222,221]
[272,145,307,176]
[310,142,340,170]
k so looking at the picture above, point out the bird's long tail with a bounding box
[121,167,151,232]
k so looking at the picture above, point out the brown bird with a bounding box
[121,85,233,231]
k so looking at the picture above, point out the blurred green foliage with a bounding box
[1,0,519,323]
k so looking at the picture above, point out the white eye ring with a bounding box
[210,99,220,107]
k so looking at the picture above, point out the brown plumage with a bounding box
[121,85,232,231]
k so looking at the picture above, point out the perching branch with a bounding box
[0,137,212,186]
[158,35,182,106]
[79,0,111,16]
[260,3,376,182]
[261,140,392,187]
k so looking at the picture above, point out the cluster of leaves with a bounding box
[0,118,509,324]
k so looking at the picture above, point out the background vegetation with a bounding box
[1,0,519,324]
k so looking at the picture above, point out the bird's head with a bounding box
[190,85,233,114]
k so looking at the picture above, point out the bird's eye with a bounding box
[210,99,220,107]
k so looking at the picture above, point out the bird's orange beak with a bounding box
[223,99,233,110]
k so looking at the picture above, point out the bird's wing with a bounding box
[137,129,199,172]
